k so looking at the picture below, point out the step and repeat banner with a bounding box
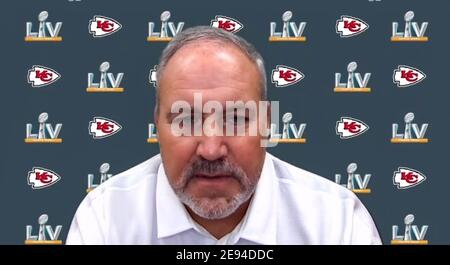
[1,0,449,244]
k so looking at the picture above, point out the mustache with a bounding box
[179,158,247,188]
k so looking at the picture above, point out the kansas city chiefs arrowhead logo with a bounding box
[336,15,369,38]
[336,117,369,139]
[27,167,61,189]
[89,117,122,139]
[210,15,243,33]
[27,65,61,87]
[149,65,158,87]
[393,65,426,87]
[89,15,122,37]
[393,167,426,189]
[271,65,304,87]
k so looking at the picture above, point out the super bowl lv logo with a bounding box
[271,65,305,87]
[269,11,307,42]
[87,61,124,93]
[89,15,122,37]
[391,112,429,143]
[393,167,426,189]
[25,11,62,42]
[210,15,243,33]
[25,214,62,245]
[147,123,158,143]
[87,163,113,193]
[336,117,369,139]
[336,15,369,38]
[392,11,429,42]
[27,65,61,87]
[25,112,62,144]
[89,117,122,139]
[335,61,371,93]
[335,163,371,194]
[147,11,184,42]
[393,65,426,87]
[270,112,306,143]
[392,214,428,245]
[27,167,61,189]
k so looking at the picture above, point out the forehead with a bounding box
[158,41,261,103]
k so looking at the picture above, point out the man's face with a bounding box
[156,41,266,220]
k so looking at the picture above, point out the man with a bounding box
[66,26,381,244]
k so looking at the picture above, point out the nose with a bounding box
[196,136,228,161]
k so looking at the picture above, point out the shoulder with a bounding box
[81,154,162,214]
[267,153,381,244]
[89,154,161,198]
[268,153,355,200]
[66,154,162,244]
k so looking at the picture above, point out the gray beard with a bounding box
[174,182,256,220]
[170,157,259,220]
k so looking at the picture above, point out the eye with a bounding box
[171,114,190,127]
[226,115,249,126]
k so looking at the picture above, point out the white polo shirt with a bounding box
[66,153,382,245]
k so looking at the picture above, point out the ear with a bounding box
[258,101,271,139]
[264,102,271,139]
[153,104,159,127]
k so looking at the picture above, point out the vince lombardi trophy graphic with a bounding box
[38,214,48,241]
[99,163,110,184]
[38,112,48,139]
[38,11,48,38]
[404,11,414,38]
[347,163,357,190]
[282,11,292,38]
[99,62,110,88]
[404,112,414,139]
[404,214,414,241]
[347,62,357,89]
[160,11,171,38]
[282,112,292,139]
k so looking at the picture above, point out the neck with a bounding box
[187,199,251,239]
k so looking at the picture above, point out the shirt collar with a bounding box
[156,152,278,244]
[156,163,194,238]
[238,152,278,245]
